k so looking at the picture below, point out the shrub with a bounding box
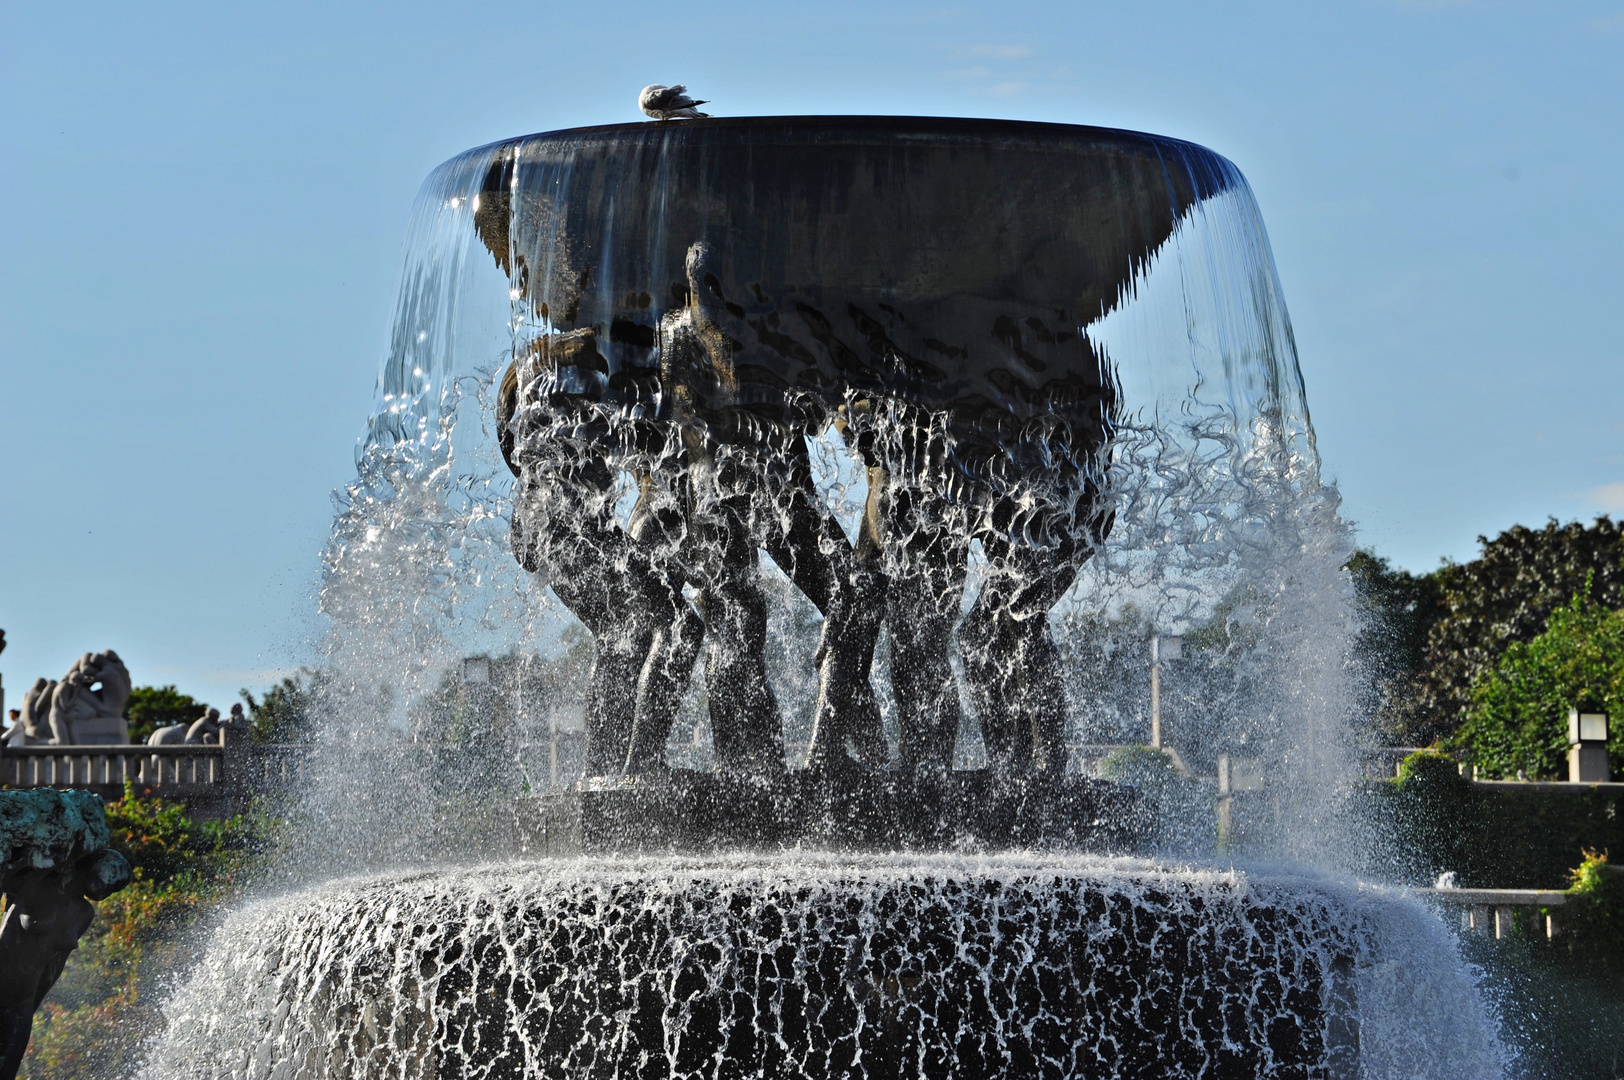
[1099,746,1215,855]
[1558,850,1624,968]
[1451,589,1624,780]
[1371,751,1624,889]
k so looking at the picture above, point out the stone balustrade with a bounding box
[0,736,311,802]
[1423,886,1568,940]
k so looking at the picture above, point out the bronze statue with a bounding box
[0,790,133,1078]
[648,240,887,778]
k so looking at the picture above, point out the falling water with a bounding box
[154,856,1501,1080]
[139,119,1505,1077]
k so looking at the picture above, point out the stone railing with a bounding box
[1423,886,1569,940]
[0,737,312,802]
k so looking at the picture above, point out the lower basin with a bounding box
[139,855,1490,1079]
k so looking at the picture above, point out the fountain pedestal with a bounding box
[515,770,1153,856]
[173,858,1366,1080]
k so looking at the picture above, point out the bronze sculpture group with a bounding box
[480,153,1118,783]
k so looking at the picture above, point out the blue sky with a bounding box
[2,0,1620,708]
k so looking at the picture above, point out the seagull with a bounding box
[640,84,710,121]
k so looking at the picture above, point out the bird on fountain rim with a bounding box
[640,84,710,120]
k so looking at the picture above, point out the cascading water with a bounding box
[142,118,1505,1077]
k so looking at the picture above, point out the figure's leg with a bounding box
[958,520,1079,775]
[1006,546,1078,774]
[700,506,785,776]
[957,564,1026,771]
[530,534,655,777]
[622,474,706,775]
[760,442,888,771]
[885,484,970,774]
[623,597,705,774]
[512,457,660,777]
[686,446,786,778]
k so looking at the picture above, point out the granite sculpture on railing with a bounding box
[3,652,131,747]
[0,789,132,1078]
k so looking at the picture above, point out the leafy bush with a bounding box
[1558,850,1624,968]
[1451,589,1624,780]
[1371,751,1624,889]
[1099,746,1215,855]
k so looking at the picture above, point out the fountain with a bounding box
[143,118,1506,1077]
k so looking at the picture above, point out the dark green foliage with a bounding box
[1408,517,1624,744]
[1371,751,1624,889]
[1450,591,1624,779]
[1373,761,1624,1078]
[122,685,208,744]
[1560,851,1624,969]
[1099,746,1215,854]
[1464,853,1624,1080]
[1344,550,1447,743]
[240,670,324,744]
[1466,929,1624,1080]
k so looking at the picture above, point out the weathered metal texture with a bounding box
[513,771,1154,857]
[474,116,1237,470]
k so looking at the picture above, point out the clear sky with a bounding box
[2,0,1620,709]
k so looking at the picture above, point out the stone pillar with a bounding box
[1493,907,1514,939]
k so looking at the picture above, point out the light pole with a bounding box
[1568,707,1610,783]
[1150,634,1181,750]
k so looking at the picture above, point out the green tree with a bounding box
[1450,589,1624,779]
[1345,550,1447,743]
[122,685,208,744]
[240,671,324,744]
[1401,516,1624,744]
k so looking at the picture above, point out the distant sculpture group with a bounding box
[2,651,243,748]
[5,651,132,746]
[146,703,250,746]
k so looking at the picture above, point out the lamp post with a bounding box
[1150,635,1181,750]
[1568,707,1610,783]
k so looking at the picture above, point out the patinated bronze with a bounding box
[479,117,1235,781]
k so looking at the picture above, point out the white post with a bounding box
[1150,635,1182,749]
[1494,907,1514,940]
[1150,661,1161,748]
